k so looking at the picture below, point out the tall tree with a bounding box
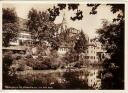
[27,8,60,49]
[3,8,19,47]
[97,19,124,89]
[90,4,124,89]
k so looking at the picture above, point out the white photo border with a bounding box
[0,1,127,93]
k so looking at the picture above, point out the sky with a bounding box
[3,3,119,39]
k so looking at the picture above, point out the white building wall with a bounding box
[84,38,105,63]
[85,46,98,62]
[10,32,31,46]
[10,39,19,46]
[57,47,69,55]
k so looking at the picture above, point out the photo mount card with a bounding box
[0,1,127,92]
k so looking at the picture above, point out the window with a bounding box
[85,56,89,59]
[97,47,100,49]
[19,40,23,45]
[91,56,93,59]
[90,73,93,76]
[86,50,88,53]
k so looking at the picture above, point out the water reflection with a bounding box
[55,67,102,89]
[87,69,101,89]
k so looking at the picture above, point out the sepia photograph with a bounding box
[2,3,124,90]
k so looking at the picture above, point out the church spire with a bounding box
[62,13,66,24]
[81,28,83,32]
[61,12,67,31]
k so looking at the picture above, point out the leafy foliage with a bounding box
[97,20,124,89]
[3,8,18,24]
[3,51,18,88]
[74,31,88,53]
[63,48,79,64]
[87,4,100,14]
[27,8,60,49]
[2,8,19,47]
[87,4,124,22]
[86,4,124,89]
[48,4,124,22]
[48,4,83,21]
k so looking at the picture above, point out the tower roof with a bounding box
[62,13,66,25]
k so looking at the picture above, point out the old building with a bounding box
[84,38,105,63]
[57,13,80,55]
[9,31,32,46]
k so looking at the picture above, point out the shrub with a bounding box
[13,56,61,70]
[3,51,13,72]
[3,51,20,88]
[12,53,22,60]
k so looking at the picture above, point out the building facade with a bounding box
[84,38,105,63]
[9,31,32,46]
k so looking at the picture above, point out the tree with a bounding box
[27,8,60,50]
[96,19,124,89]
[75,4,125,89]
[2,8,19,47]
[63,31,88,65]
[74,31,88,54]
[91,4,124,89]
